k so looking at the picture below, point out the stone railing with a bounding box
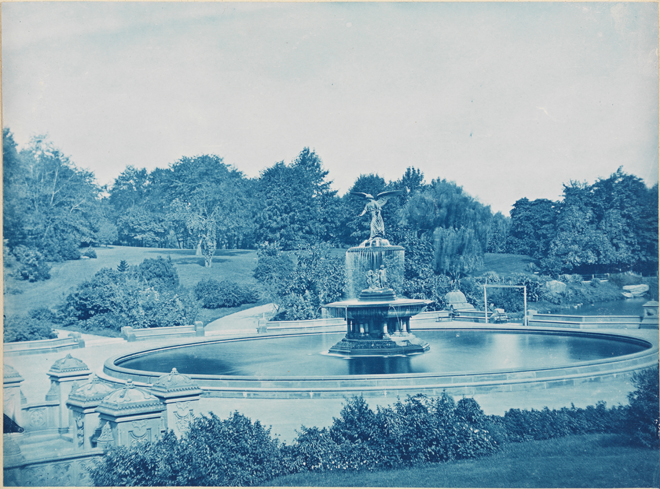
[121,322,204,342]
[527,313,641,329]
[3,333,85,356]
[257,317,345,334]
[3,436,102,487]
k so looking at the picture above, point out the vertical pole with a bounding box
[484,285,488,324]
[524,286,527,327]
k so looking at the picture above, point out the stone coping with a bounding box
[101,328,658,399]
[4,335,85,356]
[325,298,431,308]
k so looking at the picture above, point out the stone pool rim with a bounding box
[101,327,658,398]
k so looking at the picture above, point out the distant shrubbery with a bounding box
[194,278,259,309]
[255,243,345,320]
[9,245,52,282]
[3,308,58,342]
[89,373,660,486]
[58,257,197,332]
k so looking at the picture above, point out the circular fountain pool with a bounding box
[103,328,657,398]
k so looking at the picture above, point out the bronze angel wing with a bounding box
[375,190,403,207]
[350,191,374,200]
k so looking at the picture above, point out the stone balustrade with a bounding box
[121,321,204,341]
[257,317,345,334]
[4,333,85,356]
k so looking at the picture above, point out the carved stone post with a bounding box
[66,374,116,450]
[45,354,91,434]
[640,301,659,329]
[96,380,165,447]
[150,368,202,438]
[3,364,26,428]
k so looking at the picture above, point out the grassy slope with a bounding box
[3,246,261,319]
[270,434,659,487]
[480,253,535,275]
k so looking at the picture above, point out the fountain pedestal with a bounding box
[324,290,431,356]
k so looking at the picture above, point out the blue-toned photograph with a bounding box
[2,2,658,487]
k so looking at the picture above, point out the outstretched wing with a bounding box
[375,190,403,199]
[350,192,374,200]
[375,190,403,207]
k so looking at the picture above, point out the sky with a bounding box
[2,2,658,215]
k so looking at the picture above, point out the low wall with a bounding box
[121,321,204,341]
[4,439,102,487]
[102,329,658,399]
[3,334,85,356]
[257,317,345,333]
[528,314,641,329]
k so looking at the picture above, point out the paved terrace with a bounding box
[6,305,658,443]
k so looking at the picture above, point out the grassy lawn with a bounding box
[480,253,535,275]
[270,434,659,487]
[3,246,261,318]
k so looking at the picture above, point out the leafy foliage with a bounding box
[90,413,287,486]
[624,368,660,447]
[3,134,101,262]
[256,148,338,250]
[194,278,259,309]
[256,243,345,320]
[3,313,58,343]
[10,245,52,282]
[88,376,659,487]
[58,258,197,331]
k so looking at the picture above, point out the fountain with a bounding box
[100,191,658,399]
[324,190,430,356]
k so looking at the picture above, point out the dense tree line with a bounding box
[507,168,658,275]
[4,128,657,288]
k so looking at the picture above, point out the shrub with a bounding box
[11,246,51,282]
[3,314,57,343]
[90,412,287,486]
[82,247,97,259]
[42,236,81,261]
[194,278,259,309]
[117,260,130,273]
[59,261,197,331]
[136,256,179,292]
[499,402,626,443]
[624,368,660,447]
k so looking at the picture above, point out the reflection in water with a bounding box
[347,356,414,375]
[117,330,648,377]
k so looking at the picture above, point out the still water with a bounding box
[562,298,647,316]
[118,330,647,377]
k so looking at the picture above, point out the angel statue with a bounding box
[351,190,403,242]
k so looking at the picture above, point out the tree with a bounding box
[256,148,339,249]
[506,198,557,258]
[433,227,484,279]
[164,155,256,262]
[3,133,102,262]
[108,166,149,215]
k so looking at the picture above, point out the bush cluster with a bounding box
[493,402,627,443]
[256,243,345,321]
[59,257,198,332]
[82,247,97,259]
[89,371,659,486]
[10,245,52,282]
[289,394,499,473]
[90,412,286,486]
[3,309,58,343]
[194,279,259,309]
